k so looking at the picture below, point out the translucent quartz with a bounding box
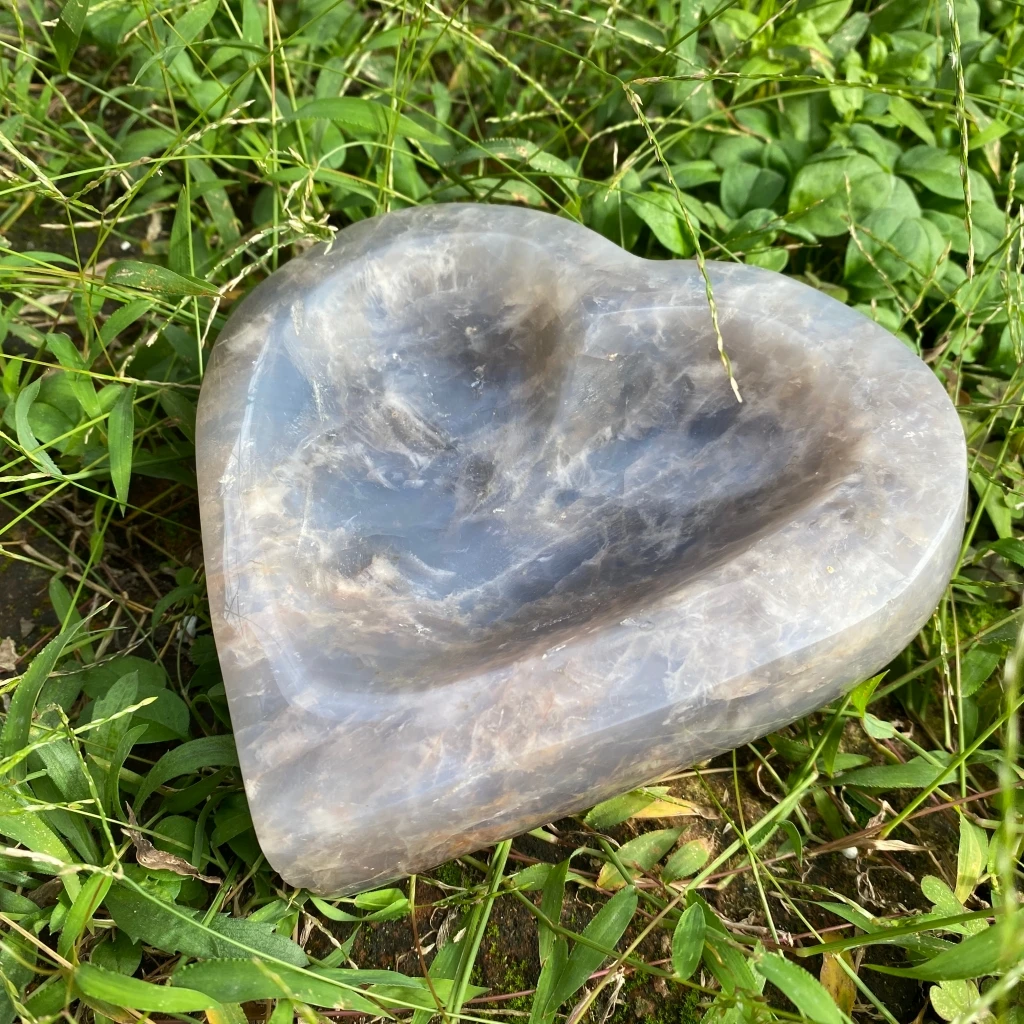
[196,204,966,893]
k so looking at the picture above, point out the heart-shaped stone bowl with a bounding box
[196,203,965,893]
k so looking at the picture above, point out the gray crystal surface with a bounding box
[196,203,966,893]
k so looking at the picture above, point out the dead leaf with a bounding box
[0,637,17,674]
[632,799,718,820]
[863,839,926,853]
[820,952,856,1016]
[124,806,220,884]
[865,799,896,831]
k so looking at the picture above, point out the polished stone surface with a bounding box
[196,204,965,893]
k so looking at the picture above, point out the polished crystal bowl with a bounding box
[196,204,965,893]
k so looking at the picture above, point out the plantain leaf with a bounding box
[286,97,444,144]
[53,0,90,73]
[105,260,217,297]
[545,886,637,1011]
[755,953,847,1024]
[671,903,705,981]
[133,734,239,809]
[74,962,218,1012]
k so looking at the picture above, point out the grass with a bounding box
[0,0,1022,1021]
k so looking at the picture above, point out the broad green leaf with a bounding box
[896,146,963,200]
[837,755,953,790]
[211,796,253,847]
[286,97,443,144]
[959,648,1001,698]
[627,189,693,256]
[0,788,78,897]
[72,654,168,700]
[955,817,988,902]
[849,673,885,715]
[804,0,853,32]
[168,190,192,277]
[774,13,832,54]
[105,382,135,511]
[411,917,465,1024]
[867,919,1024,980]
[671,904,705,980]
[134,733,238,809]
[133,0,218,79]
[755,952,846,1024]
[15,379,62,477]
[788,152,916,236]
[90,930,142,976]
[663,839,711,883]
[172,960,389,1013]
[828,11,869,57]
[87,670,138,757]
[190,158,241,248]
[53,0,90,73]
[1,622,82,776]
[103,880,307,964]
[207,1003,249,1024]
[119,127,177,164]
[587,169,643,250]
[158,389,197,443]
[530,936,566,1024]
[30,768,98,863]
[921,875,966,919]
[546,886,637,1011]
[888,96,936,146]
[21,975,65,1019]
[776,820,805,868]
[80,680,189,745]
[44,333,100,419]
[452,139,578,193]
[99,300,151,346]
[48,576,92,661]
[105,260,217,297]
[669,160,720,188]
[242,0,263,46]
[166,0,218,60]
[75,962,217,1012]
[539,859,569,963]
[105,723,148,815]
[584,790,654,829]
[862,713,898,739]
[371,978,486,1011]
[511,862,552,891]
[58,872,112,959]
[0,933,36,1024]
[720,163,786,219]
[597,828,682,889]
[845,210,939,289]
[33,739,91,804]
[930,980,979,1021]
[309,890,409,923]
[150,581,201,629]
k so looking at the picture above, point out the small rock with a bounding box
[196,204,967,893]
[0,637,18,674]
[19,618,33,638]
